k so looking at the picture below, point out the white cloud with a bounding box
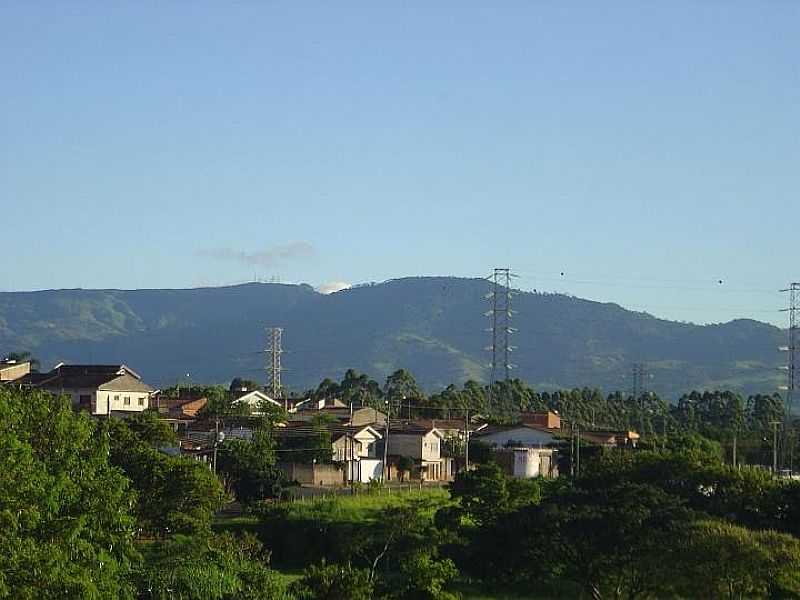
[316,281,352,295]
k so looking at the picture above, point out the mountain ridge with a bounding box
[0,277,785,398]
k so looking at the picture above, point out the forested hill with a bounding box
[0,277,785,397]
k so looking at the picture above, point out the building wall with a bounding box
[43,385,149,415]
[389,433,423,459]
[95,389,149,414]
[389,431,441,461]
[493,448,558,479]
[348,459,383,483]
[0,362,31,382]
[278,462,345,486]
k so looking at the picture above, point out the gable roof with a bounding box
[389,421,445,438]
[27,364,153,393]
[232,390,281,407]
[274,423,383,443]
[473,423,556,438]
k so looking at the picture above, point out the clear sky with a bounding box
[1,2,798,326]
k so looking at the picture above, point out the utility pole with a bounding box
[382,400,390,483]
[486,268,517,407]
[631,363,647,436]
[464,407,470,471]
[266,327,284,408]
[575,423,581,478]
[780,283,799,472]
[771,420,781,474]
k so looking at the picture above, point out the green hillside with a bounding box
[0,277,786,398]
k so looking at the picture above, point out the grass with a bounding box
[280,487,450,523]
[213,486,451,533]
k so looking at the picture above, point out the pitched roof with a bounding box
[27,364,153,393]
[388,421,445,438]
[473,423,555,438]
[273,423,382,442]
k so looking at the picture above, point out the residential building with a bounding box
[578,429,640,448]
[289,405,387,427]
[380,422,454,481]
[273,422,384,483]
[22,363,153,416]
[290,397,346,412]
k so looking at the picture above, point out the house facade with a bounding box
[381,423,453,481]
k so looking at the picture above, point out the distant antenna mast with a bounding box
[266,327,284,404]
[780,283,799,469]
[781,284,799,411]
[486,268,516,392]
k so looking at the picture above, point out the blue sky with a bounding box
[1,2,798,326]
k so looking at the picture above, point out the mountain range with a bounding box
[0,277,787,399]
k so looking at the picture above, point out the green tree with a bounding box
[108,416,225,536]
[229,377,262,393]
[217,427,289,505]
[0,388,138,599]
[290,562,373,600]
[448,462,540,527]
[397,455,415,483]
[137,532,288,600]
[674,520,800,599]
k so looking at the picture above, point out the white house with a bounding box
[31,364,154,416]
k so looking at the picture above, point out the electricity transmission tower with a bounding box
[265,327,284,404]
[780,283,799,470]
[486,268,516,390]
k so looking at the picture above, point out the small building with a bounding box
[578,429,640,448]
[23,363,154,416]
[493,447,559,479]
[520,411,561,430]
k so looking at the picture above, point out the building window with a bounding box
[138,397,145,406]
[124,396,131,406]
[114,395,120,402]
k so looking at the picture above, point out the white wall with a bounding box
[92,390,149,415]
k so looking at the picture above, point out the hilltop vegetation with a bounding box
[0,277,785,396]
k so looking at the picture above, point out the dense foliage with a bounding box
[0,388,138,599]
